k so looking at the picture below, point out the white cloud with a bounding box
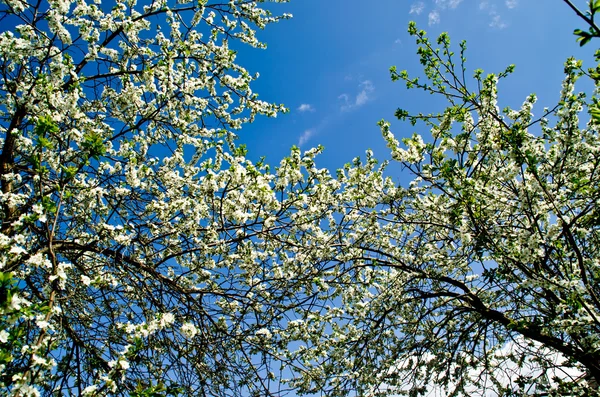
[340,80,375,111]
[477,1,512,29]
[413,1,515,29]
[489,12,507,29]
[409,1,425,14]
[360,80,374,91]
[298,129,314,146]
[428,10,440,25]
[355,80,374,106]
[394,38,402,45]
[355,91,369,107]
[297,103,315,113]
[338,94,350,111]
[435,0,463,9]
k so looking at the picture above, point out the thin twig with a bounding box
[563,0,600,35]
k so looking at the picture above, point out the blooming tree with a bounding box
[5,0,600,396]
[275,19,600,397]
[0,0,350,395]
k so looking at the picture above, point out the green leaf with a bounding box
[233,144,248,157]
[574,28,594,46]
[395,108,409,121]
[34,115,59,136]
[590,104,600,123]
[36,136,54,150]
[61,165,78,179]
[42,195,57,214]
[81,133,106,160]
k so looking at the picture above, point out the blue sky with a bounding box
[235,0,596,171]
